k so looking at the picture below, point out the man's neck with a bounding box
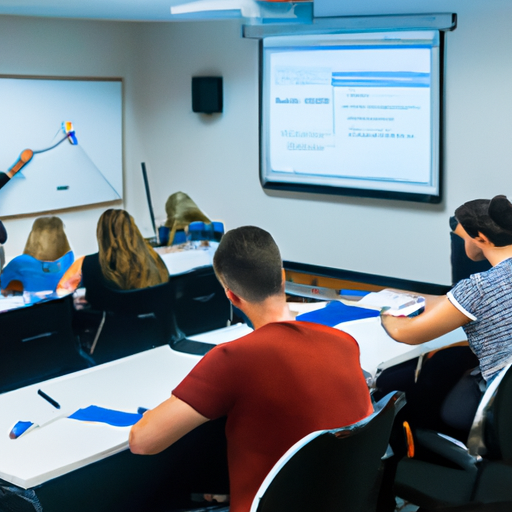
[484,245,512,267]
[243,294,294,331]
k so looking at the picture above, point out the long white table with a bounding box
[0,302,465,508]
[0,323,252,492]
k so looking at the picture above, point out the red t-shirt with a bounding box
[173,321,373,512]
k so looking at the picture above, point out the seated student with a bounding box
[163,191,211,246]
[58,208,168,294]
[0,216,74,294]
[381,195,512,426]
[129,226,373,512]
[374,214,489,441]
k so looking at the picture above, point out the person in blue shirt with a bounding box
[0,216,74,294]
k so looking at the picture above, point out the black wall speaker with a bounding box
[192,76,223,114]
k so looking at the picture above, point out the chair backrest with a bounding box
[250,391,405,512]
[85,274,170,315]
[467,363,512,462]
[84,279,181,364]
[169,266,231,336]
[468,363,512,464]
[0,294,87,393]
[488,363,512,463]
[84,265,230,363]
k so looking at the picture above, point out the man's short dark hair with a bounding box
[213,226,283,303]
[455,195,512,247]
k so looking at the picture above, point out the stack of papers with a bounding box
[358,289,425,317]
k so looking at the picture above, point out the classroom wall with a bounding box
[1,0,511,285]
[132,0,512,285]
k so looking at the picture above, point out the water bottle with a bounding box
[212,221,224,242]
[187,221,204,248]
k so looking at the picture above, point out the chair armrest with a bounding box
[415,429,479,474]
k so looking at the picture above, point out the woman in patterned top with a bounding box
[381,194,512,384]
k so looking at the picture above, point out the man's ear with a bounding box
[225,288,242,308]
[475,232,495,247]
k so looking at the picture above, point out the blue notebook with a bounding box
[296,300,379,327]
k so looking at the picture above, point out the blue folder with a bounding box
[296,300,379,327]
[68,405,142,427]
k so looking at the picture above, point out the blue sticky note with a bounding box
[68,406,142,427]
[296,301,379,327]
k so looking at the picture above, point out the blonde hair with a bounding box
[24,216,71,261]
[164,192,210,245]
[97,209,168,290]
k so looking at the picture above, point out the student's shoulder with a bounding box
[2,253,37,271]
[471,259,512,287]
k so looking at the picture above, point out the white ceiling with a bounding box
[0,0,219,21]
[0,0,306,22]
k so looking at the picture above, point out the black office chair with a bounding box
[249,391,405,512]
[80,266,232,364]
[394,363,512,510]
[170,266,231,336]
[78,278,181,365]
[0,294,87,393]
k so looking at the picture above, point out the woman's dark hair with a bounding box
[455,195,512,246]
[213,226,283,303]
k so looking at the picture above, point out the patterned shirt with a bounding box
[447,258,512,381]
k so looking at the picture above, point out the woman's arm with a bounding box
[380,296,471,345]
[56,256,85,295]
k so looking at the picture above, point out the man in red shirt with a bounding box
[130,226,373,512]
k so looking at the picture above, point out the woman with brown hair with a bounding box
[58,208,168,293]
[1,216,74,293]
[95,208,168,289]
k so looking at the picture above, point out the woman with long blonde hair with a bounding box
[58,209,168,293]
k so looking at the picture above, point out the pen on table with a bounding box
[37,389,61,409]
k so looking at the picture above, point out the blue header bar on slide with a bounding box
[332,71,430,88]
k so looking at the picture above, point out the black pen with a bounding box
[37,389,61,409]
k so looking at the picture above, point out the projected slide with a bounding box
[261,31,441,202]
[0,78,122,217]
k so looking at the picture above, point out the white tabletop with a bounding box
[188,322,253,345]
[0,295,26,313]
[155,243,218,276]
[0,345,201,489]
[339,316,466,377]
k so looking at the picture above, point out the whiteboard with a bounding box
[0,77,123,217]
